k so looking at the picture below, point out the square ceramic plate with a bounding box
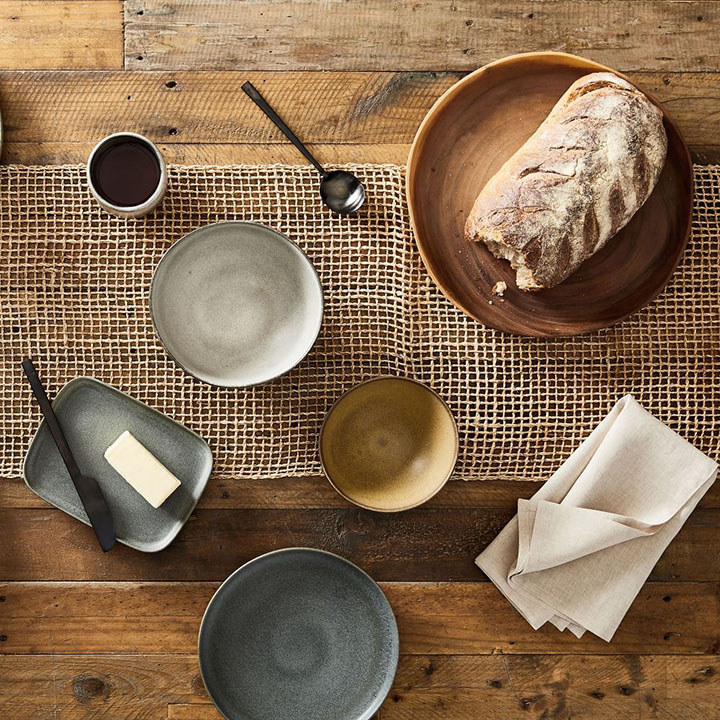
[23,377,213,552]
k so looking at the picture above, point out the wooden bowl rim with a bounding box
[405,51,694,337]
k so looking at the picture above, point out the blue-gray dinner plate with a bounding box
[198,548,399,720]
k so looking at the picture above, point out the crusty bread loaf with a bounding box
[464,72,667,290]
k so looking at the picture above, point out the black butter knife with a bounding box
[22,359,115,552]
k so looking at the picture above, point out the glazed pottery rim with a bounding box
[319,375,459,512]
[21,375,213,553]
[197,546,400,720]
[405,50,693,337]
[86,131,168,214]
[149,220,325,389]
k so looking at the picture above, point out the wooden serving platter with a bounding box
[406,51,693,337]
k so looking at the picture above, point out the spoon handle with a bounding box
[242,81,327,177]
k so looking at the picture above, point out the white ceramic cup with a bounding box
[87,132,167,218]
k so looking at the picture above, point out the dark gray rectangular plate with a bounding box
[23,377,213,552]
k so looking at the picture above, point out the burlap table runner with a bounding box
[1,164,718,481]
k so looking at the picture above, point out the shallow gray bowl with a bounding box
[198,548,399,720]
[150,222,324,387]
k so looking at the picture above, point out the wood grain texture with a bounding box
[123,0,720,72]
[0,477,541,509]
[0,1,122,70]
[6,476,720,510]
[1,654,718,719]
[168,707,221,720]
[1,507,717,582]
[2,5,719,720]
[0,71,718,161]
[0,141,412,165]
[389,655,720,719]
[1,581,717,656]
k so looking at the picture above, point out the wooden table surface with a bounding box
[1,2,719,719]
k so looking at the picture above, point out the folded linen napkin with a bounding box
[476,395,718,641]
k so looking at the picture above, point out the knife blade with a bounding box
[22,359,115,552]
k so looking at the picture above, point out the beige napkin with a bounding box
[476,395,717,641]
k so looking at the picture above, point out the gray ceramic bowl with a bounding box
[198,548,399,720]
[150,222,324,387]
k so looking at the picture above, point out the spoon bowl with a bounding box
[320,170,366,215]
[242,81,366,215]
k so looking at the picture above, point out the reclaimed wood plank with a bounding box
[0,654,208,718]
[388,654,720,719]
[0,507,717,582]
[0,477,543,509]
[123,0,720,72]
[0,71,717,161]
[0,1,122,70]
[166,706,374,720]
[0,70,454,145]
[0,141,412,165]
[4,476,720,510]
[0,581,717,655]
[1,654,718,719]
[168,707,220,720]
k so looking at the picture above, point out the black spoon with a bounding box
[242,81,366,215]
[22,359,115,552]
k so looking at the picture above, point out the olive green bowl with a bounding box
[319,377,458,512]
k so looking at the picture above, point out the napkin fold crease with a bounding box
[476,395,717,641]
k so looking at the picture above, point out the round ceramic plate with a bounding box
[320,377,458,511]
[150,222,323,387]
[406,52,693,337]
[198,548,399,720]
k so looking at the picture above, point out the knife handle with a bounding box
[22,359,82,482]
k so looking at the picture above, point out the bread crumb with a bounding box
[492,280,507,297]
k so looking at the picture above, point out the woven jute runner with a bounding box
[1,164,718,481]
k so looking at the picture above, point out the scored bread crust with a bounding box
[464,72,668,290]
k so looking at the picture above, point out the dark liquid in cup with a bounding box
[90,137,161,207]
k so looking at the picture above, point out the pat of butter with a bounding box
[104,431,181,508]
